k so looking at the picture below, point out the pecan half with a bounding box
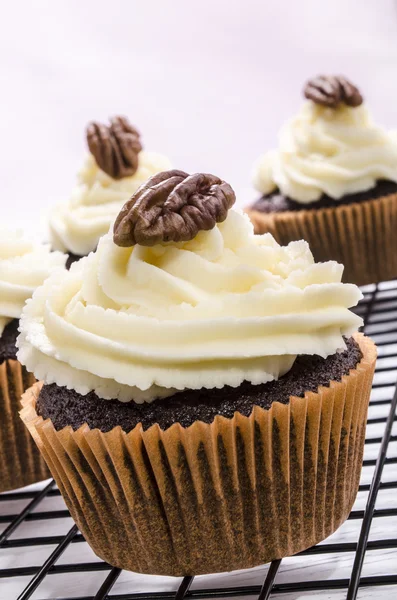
[113,170,236,247]
[304,75,363,108]
[86,116,143,179]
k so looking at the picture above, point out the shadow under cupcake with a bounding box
[246,75,397,286]
[19,170,376,575]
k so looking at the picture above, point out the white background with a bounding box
[2,0,397,233]
[1,2,397,598]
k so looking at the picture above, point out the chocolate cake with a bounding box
[251,180,397,214]
[37,337,362,432]
[0,319,19,364]
[66,252,83,269]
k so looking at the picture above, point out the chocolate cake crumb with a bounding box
[37,337,362,433]
[251,180,397,214]
[0,319,19,364]
[66,252,84,269]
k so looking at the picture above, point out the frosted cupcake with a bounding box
[0,231,66,491]
[246,75,397,285]
[19,170,376,575]
[49,116,171,267]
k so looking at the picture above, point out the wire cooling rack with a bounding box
[0,281,397,600]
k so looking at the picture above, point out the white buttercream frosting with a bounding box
[0,231,66,337]
[49,151,172,256]
[18,210,363,403]
[253,101,397,204]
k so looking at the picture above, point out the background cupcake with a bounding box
[246,75,397,285]
[19,171,375,575]
[49,115,171,267]
[0,230,66,492]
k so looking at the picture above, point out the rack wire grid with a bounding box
[1,280,397,600]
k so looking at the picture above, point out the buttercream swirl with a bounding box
[0,231,66,337]
[18,210,362,403]
[253,101,397,203]
[49,151,172,256]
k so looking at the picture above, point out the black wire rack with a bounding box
[1,281,397,600]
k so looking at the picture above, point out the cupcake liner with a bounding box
[246,193,397,286]
[0,359,50,492]
[20,333,376,576]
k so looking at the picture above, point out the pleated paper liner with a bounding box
[0,359,50,492]
[20,333,376,576]
[246,193,397,286]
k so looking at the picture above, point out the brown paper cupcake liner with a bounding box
[246,193,397,286]
[20,333,376,576]
[0,359,50,492]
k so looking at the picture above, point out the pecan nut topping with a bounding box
[86,116,143,179]
[113,169,236,247]
[304,75,363,108]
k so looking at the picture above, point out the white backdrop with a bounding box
[1,0,397,234]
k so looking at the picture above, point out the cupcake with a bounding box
[0,230,66,492]
[19,170,376,575]
[246,75,397,286]
[49,116,171,267]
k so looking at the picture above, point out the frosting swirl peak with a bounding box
[253,101,397,203]
[49,151,172,256]
[0,231,66,336]
[18,210,362,403]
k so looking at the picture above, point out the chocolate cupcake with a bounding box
[19,171,376,575]
[246,75,397,285]
[49,115,172,267]
[0,230,66,492]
